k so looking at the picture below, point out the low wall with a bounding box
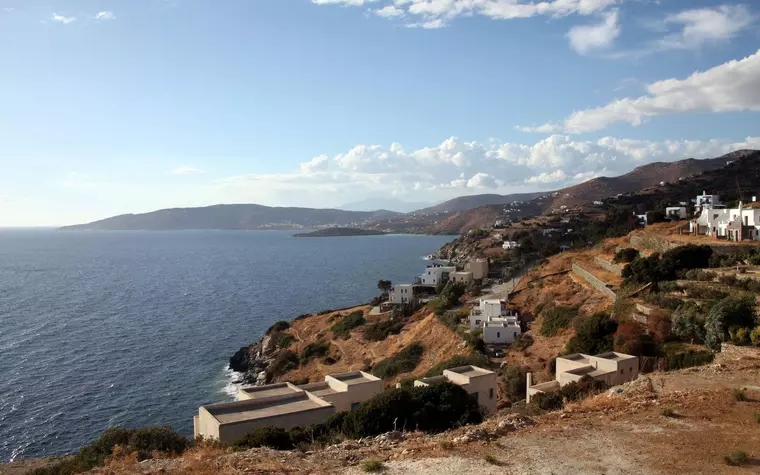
[720,343,760,359]
[594,257,623,276]
[629,235,681,253]
[572,263,617,301]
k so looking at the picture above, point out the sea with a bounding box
[0,229,452,462]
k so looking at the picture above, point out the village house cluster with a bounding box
[194,366,497,443]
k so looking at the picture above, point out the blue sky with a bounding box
[0,0,759,225]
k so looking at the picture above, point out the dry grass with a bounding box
[360,459,385,472]
[482,454,503,466]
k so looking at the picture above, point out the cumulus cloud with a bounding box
[659,4,753,50]
[521,49,760,133]
[312,0,619,28]
[170,166,205,175]
[567,10,620,54]
[213,134,760,206]
[95,11,116,21]
[52,13,76,24]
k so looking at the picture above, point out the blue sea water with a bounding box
[0,229,452,462]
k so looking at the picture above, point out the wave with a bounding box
[221,366,244,401]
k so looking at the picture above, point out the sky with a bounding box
[0,0,759,226]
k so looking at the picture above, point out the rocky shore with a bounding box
[228,332,281,386]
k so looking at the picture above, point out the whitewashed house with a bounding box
[502,241,520,250]
[691,200,760,241]
[388,284,414,304]
[482,320,521,345]
[666,206,687,220]
[418,265,456,286]
[469,299,521,345]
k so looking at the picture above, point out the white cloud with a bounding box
[311,0,619,28]
[170,166,205,175]
[4,7,15,12]
[375,5,404,17]
[659,4,753,50]
[52,13,76,24]
[522,49,760,133]
[95,11,116,21]
[213,134,760,205]
[567,10,620,54]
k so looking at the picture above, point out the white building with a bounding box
[469,299,521,345]
[492,233,503,241]
[666,206,687,220]
[502,241,520,250]
[691,201,760,241]
[418,265,456,286]
[526,352,638,403]
[414,365,498,414]
[695,191,722,209]
[388,284,414,304]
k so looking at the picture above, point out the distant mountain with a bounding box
[412,192,546,215]
[546,152,748,211]
[338,198,435,213]
[60,204,401,231]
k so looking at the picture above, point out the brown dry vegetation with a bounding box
[274,306,470,386]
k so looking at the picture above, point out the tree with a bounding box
[377,280,392,294]
[671,302,707,344]
[705,294,757,350]
[750,327,760,346]
[566,313,618,355]
[614,248,639,264]
[613,321,658,356]
[502,366,528,403]
[647,309,672,343]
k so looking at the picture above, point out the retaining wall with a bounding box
[720,343,760,359]
[572,263,617,301]
[594,257,623,276]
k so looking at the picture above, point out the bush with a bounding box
[425,353,488,377]
[666,349,714,371]
[566,314,618,355]
[372,343,424,379]
[331,311,366,339]
[266,320,290,334]
[724,451,749,466]
[435,310,461,331]
[684,269,717,281]
[267,350,299,379]
[342,382,482,438]
[671,302,707,344]
[613,321,659,357]
[642,292,681,311]
[266,331,295,352]
[502,365,528,403]
[614,248,640,264]
[733,388,748,402]
[705,294,757,350]
[235,426,292,450]
[31,427,188,475]
[531,391,564,411]
[530,376,607,412]
[623,245,713,286]
[540,306,578,337]
[647,309,672,343]
[753,412,760,423]
[483,455,502,466]
[299,342,331,365]
[360,459,385,472]
[661,408,676,417]
[751,327,760,346]
[363,319,404,342]
[513,334,534,351]
[682,283,729,301]
[731,327,751,345]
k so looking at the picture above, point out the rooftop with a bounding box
[416,375,448,385]
[445,365,493,379]
[298,381,338,398]
[562,353,591,362]
[328,371,379,386]
[239,383,301,400]
[204,392,331,424]
[595,352,637,362]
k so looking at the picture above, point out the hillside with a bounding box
[412,192,545,215]
[421,150,755,234]
[60,204,400,231]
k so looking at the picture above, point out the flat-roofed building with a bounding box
[526,352,638,403]
[195,371,382,443]
[450,271,474,286]
[414,365,497,414]
[464,259,489,281]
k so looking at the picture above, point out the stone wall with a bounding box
[629,235,681,253]
[720,343,760,359]
[572,263,617,301]
[594,257,623,276]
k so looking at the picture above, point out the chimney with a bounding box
[526,373,533,404]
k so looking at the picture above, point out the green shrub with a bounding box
[331,311,366,339]
[483,455,502,466]
[661,408,677,417]
[753,412,760,423]
[513,334,534,351]
[364,319,404,342]
[682,283,728,301]
[424,353,488,377]
[435,310,461,331]
[565,314,618,355]
[267,350,299,379]
[531,391,563,411]
[724,451,749,466]
[705,294,757,350]
[372,343,425,379]
[530,376,607,412]
[235,426,292,450]
[732,327,751,345]
[671,302,707,344]
[642,292,681,311]
[31,427,189,475]
[360,459,385,472]
[666,349,714,371]
[684,269,717,281]
[299,342,330,365]
[502,365,528,403]
[266,320,290,334]
[266,331,295,352]
[614,248,639,264]
[733,388,748,402]
[751,327,760,346]
[658,281,679,293]
[540,306,578,337]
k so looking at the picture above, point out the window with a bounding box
[472,392,479,402]
[351,402,360,411]
[620,369,623,374]
[489,388,494,399]
[497,332,500,338]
